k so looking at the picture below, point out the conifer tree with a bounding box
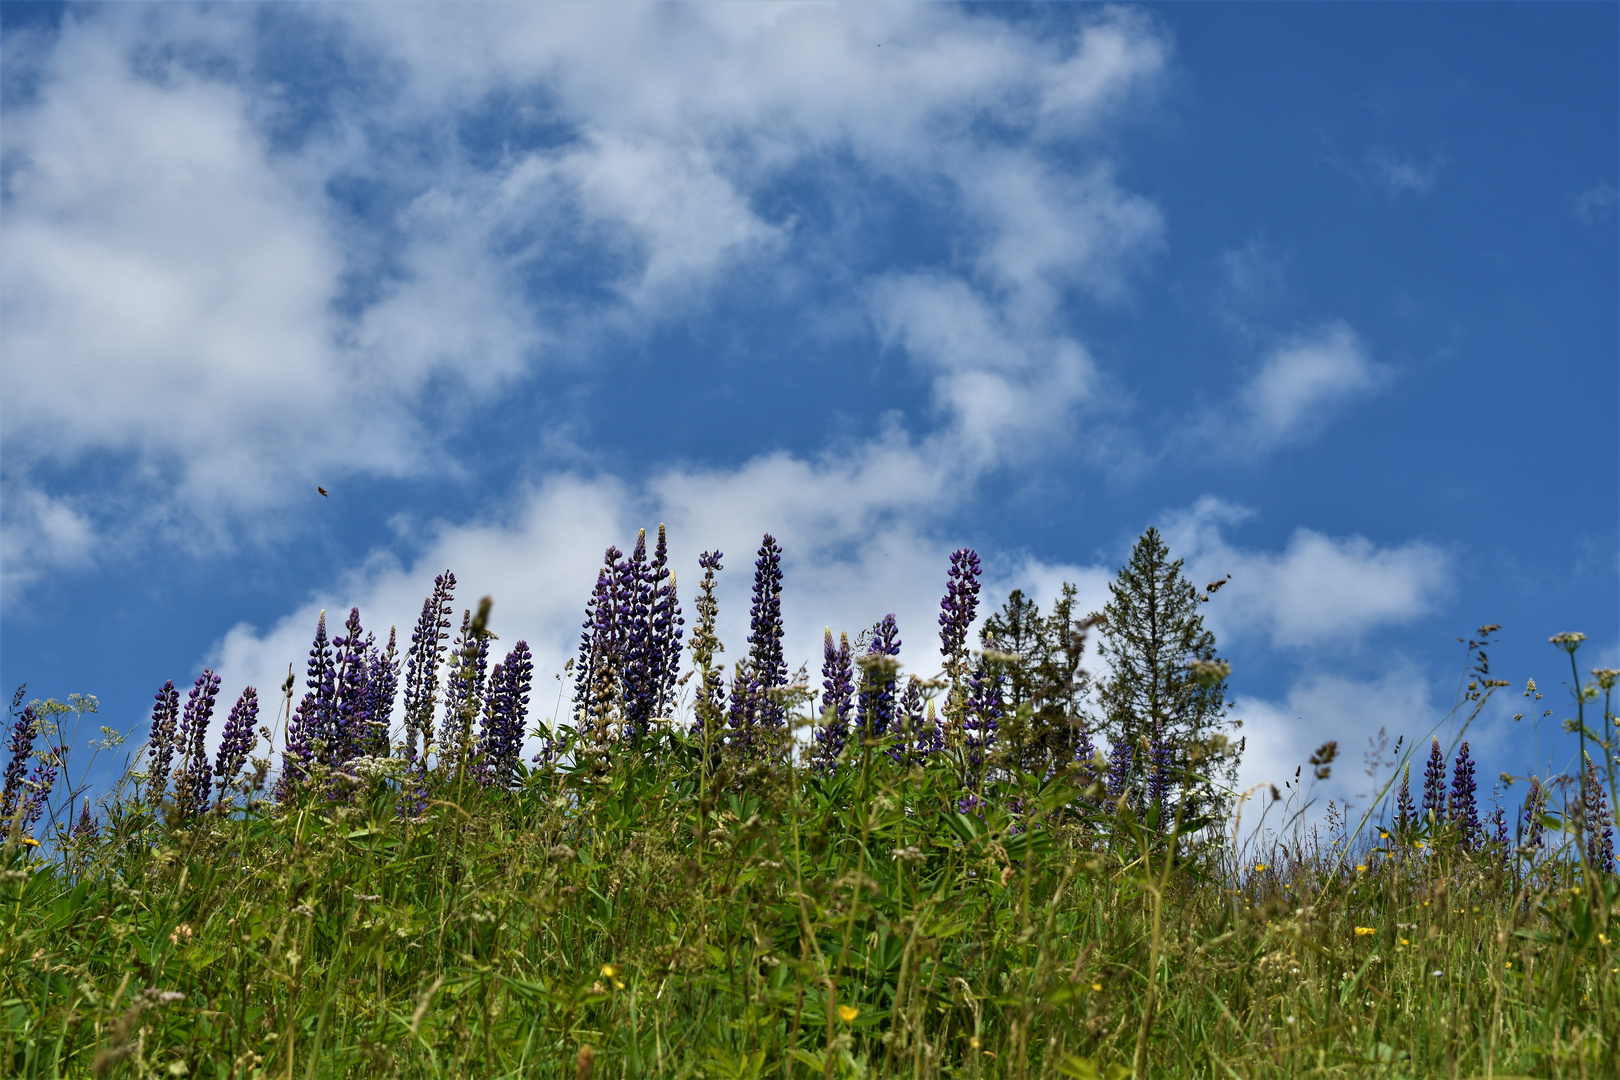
[978,583,1097,774]
[1095,527,1239,820]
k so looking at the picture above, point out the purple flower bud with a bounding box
[1583,754,1616,874]
[19,744,59,833]
[1106,739,1134,803]
[813,629,854,772]
[331,608,371,766]
[1421,738,1447,826]
[443,608,490,768]
[478,641,533,789]
[73,801,99,842]
[1449,741,1479,848]
[1521,777,1547,853]
[1147,724,1173,820]
[938,548,981,678]
[1396,762,1415,833]
[857,615,902,740]
[964,667,1002,770]
[1,701,39,822]
[403,572,456,763]
[143,681,180,807]
[175,670,222,817]
[746,535,787,736]
[213,687,259,800]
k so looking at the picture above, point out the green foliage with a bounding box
[1095,528,1238,819]
[978,585,1096,775]
[4,713,1618,1079]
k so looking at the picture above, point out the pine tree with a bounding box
[1095,527,1239,821]
[978,583,1097,774]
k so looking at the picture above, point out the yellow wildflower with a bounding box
[1354,926,1376,937]
[838,1005,859,1023]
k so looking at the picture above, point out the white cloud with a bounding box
[1215,322,1388,453]
[206,446,977,758]
[871,275,1100,462]
[1164,498,1451,649]
[1365,148,1440,198]
[0,479,96,603]
[1228,663,1438,840]
[2,3,1173,598]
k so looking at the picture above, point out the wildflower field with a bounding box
[3,529,1616,1078]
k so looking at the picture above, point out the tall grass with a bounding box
[5,615,1618,1079]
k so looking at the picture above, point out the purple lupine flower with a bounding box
[857,615,902,739]
[73,801,99,842]
[363,628,399,758]
[688,550,726,746]
[1070,720,1099,790]
[175,670,222,817]
[812,629,855,772]
[398,756,430,820]
[19,744,60,833]
[279,611,336,799]
[1583,754,1616,874]
[726,663,760,754]
[1395,762,1415,833]
[143,682,180,806]
[746,534,787,735]
[442,608,490,768]
[1449,741,1480,848]
[938,548,981,679]
[478,641,533,789]
[1487,805,1510,870]
[963,667,1002,769]
[647,524,684,722]
[1521,777,1547,855]
[620,531,657,745]
[894,675,929,764]
[213,687,259,801]
[1146,724,1173,819]
[957,790,983,817]
[330,608,371,766]
[1105,739,1134,804]
[403,572,456,764]
[1421,738,1447,826]
[574,547,627,743]
[1,703,39,822]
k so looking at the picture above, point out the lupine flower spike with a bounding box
[813,629,854,772]
[403,572,456,764]
[857,615,901,740]
[213,687,259,803]
[1421,738,1447,827]
[1,701,39,822]
[745,535,788,741]
[1396,762,1414,833]
[144,682,180,806]
[1583,754,1616,874]
[175,671,222,817]
[1449,741,1480,848]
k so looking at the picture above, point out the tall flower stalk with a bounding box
[1421,738,1448,827]
[813,629,854,773]
[403,572,456,765]
[144,681,181,806]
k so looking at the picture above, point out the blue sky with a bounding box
[2,2,1615,819]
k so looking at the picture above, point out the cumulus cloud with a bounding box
[0,479,96,604]
[2,3,1172,599]
[1228,663,1439,839]
[208,444,975,759]
[1164,498,1451,649]
[1200,322,1388,454]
